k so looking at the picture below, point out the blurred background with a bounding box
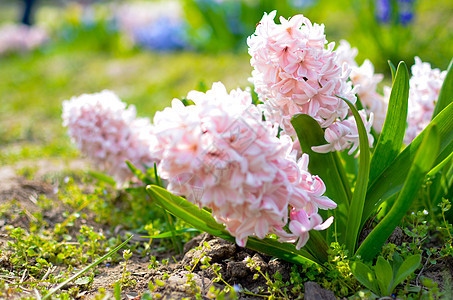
[0,0,452,165]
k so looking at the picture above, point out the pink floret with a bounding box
[62,90,157,185]
[152,82,335,247]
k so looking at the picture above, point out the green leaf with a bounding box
[432,58,453,119]
[114,282,121,300]
[338,97,371,254]
[126,161,154,185]
[290,114,350,242]
[87,170,116,186]
[388,60,397,82]
[146,185,227,236]
[146,185,323,266]
[141,228,200,239]
[392,254,421,291]
[350,261,379,294]
[375,257,393,296]
[369,62,409,184]
[363,102,453,226]
[427,150,453,177]
[357,125,440,261]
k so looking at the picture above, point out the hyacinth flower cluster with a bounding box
[62,90,157,185]
[248,11,374,155]
[62,9,453,265]
[0,24,48,56]
[404,57,447,144]
[151,82,336,248]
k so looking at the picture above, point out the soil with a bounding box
[0,160,298,299]
[1,160,452,299]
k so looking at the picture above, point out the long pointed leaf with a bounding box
[146,185,322,265]
[291,114,351,241]
[146,185,227,234]
[432,58,453,119]
[339,97,371,254]
[369,62,409,184]
[388,60,397,81]
[363,102,453,226]
[357,126,440,261]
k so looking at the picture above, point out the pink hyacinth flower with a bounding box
[62,90,157,185]
[248,11,356,136]
[151,82,335,248]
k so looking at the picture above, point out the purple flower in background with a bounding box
[398,0,414,25]
[375,0,391,23]
[375,0,414,25]
[133,17,188,51]
[114,1,189,51]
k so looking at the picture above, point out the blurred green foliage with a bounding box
[0,2,251,165]
[0,0,451,162]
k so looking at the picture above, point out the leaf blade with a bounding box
[290,114,350,242]
[357,125,440,261]
[369,61,409,184]
[375,256,394,296]
[146,185,322,265]
[432,57,453,119]
[339,98,371,254]
[363,102,453,226]
[392,254,421,290]
[350,261,379,294]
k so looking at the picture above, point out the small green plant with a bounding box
[118,249,136,288]
[350,253,421,297]
[245,256,289,299]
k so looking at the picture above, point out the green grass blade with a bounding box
[369,62,409,184]
[291,114,351,241]
[141,228,200,239]
[42,235,133,300]
[146,185,323,265]
[87,170,116,186]
[126,161,154,185]
[363,102,453,226]
[357,126,440,261]
[339,97,371,254]
[432,58,453,119]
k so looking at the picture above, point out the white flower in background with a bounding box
[404,57,447,144]
[0,24,48,55]
[312,109,374,156]
[335,40,387,133]
[62,90,157,185]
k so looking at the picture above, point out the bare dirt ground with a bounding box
[1,160,452,299]
[0,160,299,299]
